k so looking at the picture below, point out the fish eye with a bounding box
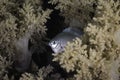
[50,41,59,48]
[52,41,56,44]
[51,41,56,45]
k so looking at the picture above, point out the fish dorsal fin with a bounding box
[63,27,83,36]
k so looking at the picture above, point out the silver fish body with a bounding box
[49,27,83,53]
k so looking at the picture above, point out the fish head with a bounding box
[49,39,64,54]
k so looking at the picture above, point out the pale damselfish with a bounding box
[49,27,83,53]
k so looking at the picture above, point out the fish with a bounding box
[14,31,32,72]
[49,27,83,54]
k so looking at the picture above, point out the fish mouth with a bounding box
[49,43,61,53]
[52,45,64,53]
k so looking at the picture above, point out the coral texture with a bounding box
[0,0,120,80]
[52,0,120,80]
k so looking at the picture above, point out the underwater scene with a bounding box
[0,0,120,80]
